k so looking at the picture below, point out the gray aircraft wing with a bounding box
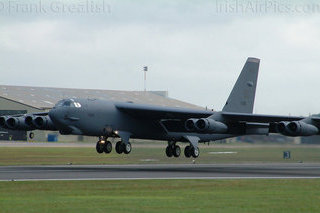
[5,112,48,117]
[222,112,304,122]
[116,102,304,122]
[115,102,213,119]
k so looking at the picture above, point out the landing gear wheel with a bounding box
[96,142,104,154]
[103,141,112,154]
[115,141,124,154]
[191,147,200,158]
[184,145,192,158]
[165,146,173,157]
[29,132,35,139]
[173,145,181,158]
[123,142,132,154]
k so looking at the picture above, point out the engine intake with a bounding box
[32,116,57,131]
[0,116,9,128]
[185,119,198,131]
[195,118,228,133]
[185,118,228,133]
[25,115,35,128]
[6,117,18,129]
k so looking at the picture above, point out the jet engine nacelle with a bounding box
[195,118,228,133]
[277,121,319,136]
[32,116,57,131]
[6,116,35,131]
[0,115,57,131]
[0,116,10,128]
[0,116,35,131]
[185,119,198,131]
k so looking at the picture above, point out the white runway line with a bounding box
[208,152,238,154]
[1,176,320,182]
[139,159,159,162]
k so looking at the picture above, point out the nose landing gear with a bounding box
[96,131,132,155]
[96,142,104,154]
[103,141,112,153]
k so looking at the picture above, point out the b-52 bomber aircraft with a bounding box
[1,57,319,158]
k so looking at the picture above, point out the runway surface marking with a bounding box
[1,177,320,182]
[1,163,320,181]
[208,151,237,154]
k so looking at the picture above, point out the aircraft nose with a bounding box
[49,108,64,124]
[48,109,57,122]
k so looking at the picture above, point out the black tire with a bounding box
[29,132,35,139]
[115,141,123,154]
[123,142,132,154]
[191,147,200,158]
[165,146,173,157]
[184,145,191,158]
[103,141,112,154]
[173,145,181,158]
[96,142,104,154]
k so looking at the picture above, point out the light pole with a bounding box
[143,66,148,92]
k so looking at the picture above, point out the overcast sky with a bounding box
[1,0,320,116]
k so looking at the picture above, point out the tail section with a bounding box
[222,57,260,113]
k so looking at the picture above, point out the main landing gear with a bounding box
[115,141,132,154]
[96,137,112,154]
[184,145,199,158]
[96,136,132,155]
[165,143,181,158]
[165,142,199,158]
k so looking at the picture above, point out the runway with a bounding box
[1,163,320,181]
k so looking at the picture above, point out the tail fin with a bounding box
[222,57,260,113]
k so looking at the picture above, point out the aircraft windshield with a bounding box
[54,99,81,108]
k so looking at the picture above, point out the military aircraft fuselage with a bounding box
[50,99,161,138]
[48,98,230,142]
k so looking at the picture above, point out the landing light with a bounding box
[114,130,119,135]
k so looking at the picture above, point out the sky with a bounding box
[1,0,320,116]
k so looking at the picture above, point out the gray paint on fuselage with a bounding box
[50,99,167,139]
[49,98,226,143]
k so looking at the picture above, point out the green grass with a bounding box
[0,179,320,213]
[1,145,320,165]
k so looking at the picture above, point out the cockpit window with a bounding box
[55,100,64,107]
[63,100,72,107]
[54,99,81,108]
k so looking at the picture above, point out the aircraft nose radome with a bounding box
[48,110,55,121]
[48,109,60,122]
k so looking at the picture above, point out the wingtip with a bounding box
[247,57,260,63]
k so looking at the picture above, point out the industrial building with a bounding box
[0,85,204,142]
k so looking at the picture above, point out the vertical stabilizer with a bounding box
[222,57,260,113]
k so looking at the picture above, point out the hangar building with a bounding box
[0,85,204,142]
